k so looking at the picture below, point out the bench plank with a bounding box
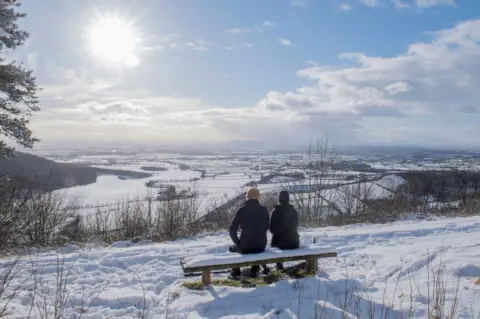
[181,245,337,273]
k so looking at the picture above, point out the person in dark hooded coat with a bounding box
[269,190,300,270]
[228,187,270,277]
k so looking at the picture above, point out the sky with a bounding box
[7,0,480,149]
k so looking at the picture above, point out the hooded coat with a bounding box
[269,191,300,249]
[229,199,270,253]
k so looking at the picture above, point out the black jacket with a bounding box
[269,203,300,249]
[229,199,269,253]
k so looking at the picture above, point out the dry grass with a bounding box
[182,270,286,290]
[181,266,314,291]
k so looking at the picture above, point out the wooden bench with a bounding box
[180,245,338,286]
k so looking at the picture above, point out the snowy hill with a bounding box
[1,216,480,318]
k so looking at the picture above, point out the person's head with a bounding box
[246,187,260,201]
[279,190,290,205]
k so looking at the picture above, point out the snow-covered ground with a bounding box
[60,174,256,215]
[2,216,479,318]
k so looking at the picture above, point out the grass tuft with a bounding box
[182,270,287,290]
[182,279,241,290]
[181,267,316,290]
[264,269,284,284]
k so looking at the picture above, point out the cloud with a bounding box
[49,93,204,128]
[250,19,480,144]
[292,19,480,115]
[142,34,181,51]
[227,21,276,34]
[361,0,380,7]
[291,0,309,6]
[362,0,456,9]
[384,82,411,95]
[144,34,211,52]
[414,0,455,8]
[263,21,276,27]
[277,38,296,47]
[79,101,151,125]
[33,19,480,147]
[242,43,254,48]
[51,101,149,125]
[340,3,353,11]
[183,38,209,51]
[38,67,120,104]
[227,28,252,35]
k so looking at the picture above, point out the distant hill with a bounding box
[0,152,97,190]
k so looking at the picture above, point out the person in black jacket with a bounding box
[229,187,270,277]
[269,190,300,270]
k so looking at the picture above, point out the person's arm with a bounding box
[229,207,242,245]
[269,207,279,234]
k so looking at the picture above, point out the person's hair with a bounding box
[279,190,289,204]
[246,187,260,200]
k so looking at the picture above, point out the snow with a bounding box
[267,176,297,183]
[182,245,337,268]
[1,215,480,318]
[59,175,153,206]
[376,174,406,191]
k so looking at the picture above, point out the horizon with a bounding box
[26,139,480,155]
[6,0,480,149]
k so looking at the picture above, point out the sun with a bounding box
[86,14,140,68]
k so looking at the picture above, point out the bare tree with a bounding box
[336,181,374,217]
[0,178,77,250]
[282,138,344,226]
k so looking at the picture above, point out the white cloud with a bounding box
[228,21,276,34]
[144,34,212,52]
[143,34,181,51]
[340,3,353,11]
[362,0,455,9]
[384,82,411,95]
[33,19,480,147]
[253,19,480,144]
[76,101,151,125]
[227,28,252,34]
[361,0,380,7]
[291,0,309,6]
[183,38,209,51]
[391,0,411,9]
[46,92,205,130]
[242,43,254,48]
[263,21,276,27]
[414,0,455,8]
[277,38,296,47]
[38,67,120,103]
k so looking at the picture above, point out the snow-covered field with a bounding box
[2,215,479,318]
[53,148,413,219]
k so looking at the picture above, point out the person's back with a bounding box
[229,188,270,253]
[231,199,270,252]
[269,191,300,250]
[228,187,270,277]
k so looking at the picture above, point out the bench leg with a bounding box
[202,269,211,286]
[306,257,318,275]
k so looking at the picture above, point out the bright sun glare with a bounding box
[87,15,140,68]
